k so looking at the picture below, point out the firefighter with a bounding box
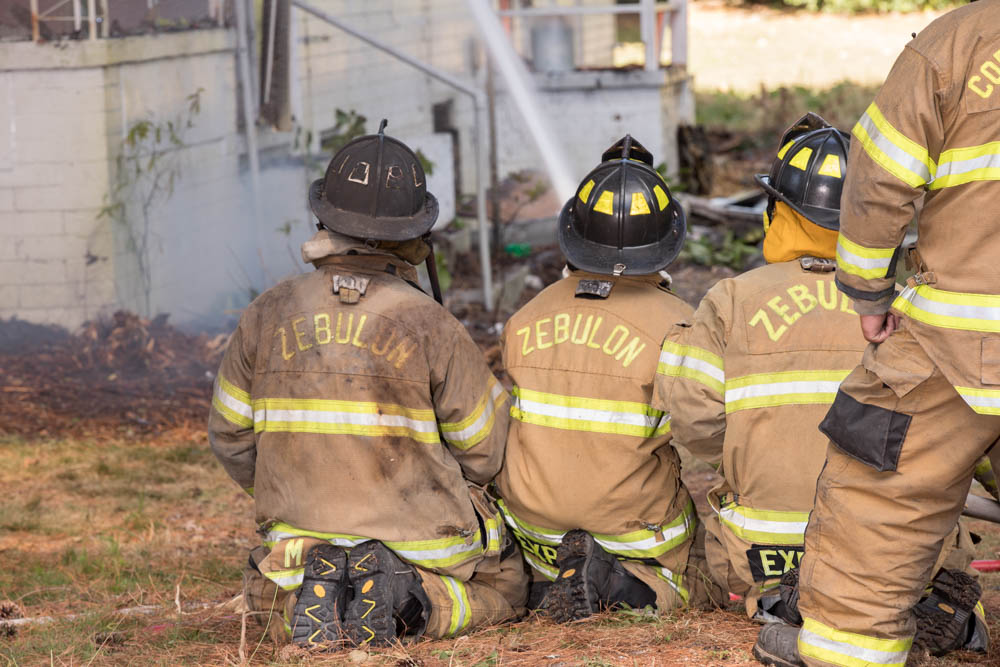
[751,3,1000,666]
[655,114,987,652]
[496,136,725,620]
[208,121,527,650]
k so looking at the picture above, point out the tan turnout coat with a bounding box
[496,270,696,591]
[208,233,509,582]
[834,0,1000,415]
[654,260,868,606]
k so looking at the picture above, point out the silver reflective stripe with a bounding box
[857,112,932,184]
[896,286,1000,323]
[658,349,725,383]
[392,540,481,564]
[835,241,892,271]
[264,568,304,591]
[594,517,692,556]
[799,627,909,666]
[443,382,504,444]
[215,383,253,420]
[265,530,369,548]
[515,396,665,431]
[933,151,1000,181]
[442,576,469,634]
[253,407,439,434]
[725,380,843,403]
[719,507,809,537]
[500,512,564,545]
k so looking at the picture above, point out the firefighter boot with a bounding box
[290,544,350,649]
[542,530,656,622]
[775,567,803,626]
[343,541,430,647]
[753,623,805,667]
[913,569,982,656]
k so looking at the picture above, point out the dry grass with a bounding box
[1,430,999,666]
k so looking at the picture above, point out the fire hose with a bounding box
[962,493,1000,572]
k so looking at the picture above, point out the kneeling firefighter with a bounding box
[208,121,527,649]
[496,136,726,620]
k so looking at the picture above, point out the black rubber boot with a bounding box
[776,567,803,626]
[541,529,655,623]
[753,623,805,667]
[913,569,982,657]
[290,544,349,649]
[343,541,430,647]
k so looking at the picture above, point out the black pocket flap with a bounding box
[819,391,911,472]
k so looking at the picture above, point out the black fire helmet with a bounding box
[558,135,686,276]
[309,119,439,241]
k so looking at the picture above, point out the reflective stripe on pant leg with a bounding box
[798,617,911,667]
[439,575,471,637]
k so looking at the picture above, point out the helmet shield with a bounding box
[559,136,686,275]
[308,120,439,241]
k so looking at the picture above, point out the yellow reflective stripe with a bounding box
[893,284,1000,334]
[592,500,696,559]
[724,370,850,414]
[717,500,810,546]
[853,102,934,188]
[483,517,501,554]
[930,141,1000,190]
[799,617,911,667]
[954,386,1000,416]
[496,499,564,545]
[440,377,505,450]
[653,566,689,604]
[213,375,253,428]
[263,522,369,549]
[836,235,896,280]
[657,341,725,394]
[523,549,560,581]
[252,397,440,443]
[439,576,471,636]
[511,386,670,438]
[264,566,305,591]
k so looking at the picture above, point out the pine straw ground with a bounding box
[0,429,998,666]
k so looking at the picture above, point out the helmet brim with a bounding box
[308,178,439,241]
[557,198,686,275]
[753,174,839,231]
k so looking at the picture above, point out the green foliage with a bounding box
[681,229,762,270]
[416,148,435,176]
[434,250,452,292]
[321,108,367,153]
[99,88,204,315]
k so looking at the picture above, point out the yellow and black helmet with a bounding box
[308,119,438,241]
[558,135,686,276]
[754,113,850,231]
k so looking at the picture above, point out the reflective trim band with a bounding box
[252,398,440,443]
[263,566,305,591]
[657,341,725,394]
[930,141,1000,190]
[524,551,560,581]
[440,378,505,450]
[511,386,670,438]
[592,500,696,559]
[836,236,896,281]
[717,501,810,546]
[483,517,501,554]
[263,523,369,549]
[382,534,483,570]
[893,285,1000,333]
[263,522,484,570]
[724,370,850,414]
[213,375,253,428]
[799,617,911,667]
[497,499,564,546]
[955,386,1000,416]
[853,102,934,188]
[653,566,689,604]
[440,575,471,636]
[497,499,693,561]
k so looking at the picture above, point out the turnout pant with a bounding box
[243,536,528,642]
[796,324,999,667]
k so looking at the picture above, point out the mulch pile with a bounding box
[0,311,227,438]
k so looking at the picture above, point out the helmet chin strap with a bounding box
[422,233,444,305]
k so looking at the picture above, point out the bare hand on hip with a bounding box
[860,313,900,344]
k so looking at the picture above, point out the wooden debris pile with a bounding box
[0,312,228,438]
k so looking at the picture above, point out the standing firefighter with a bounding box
[496,136,725,619]
[209,121,526,649]
[752,4,1000,666]
[657,115,986,652]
